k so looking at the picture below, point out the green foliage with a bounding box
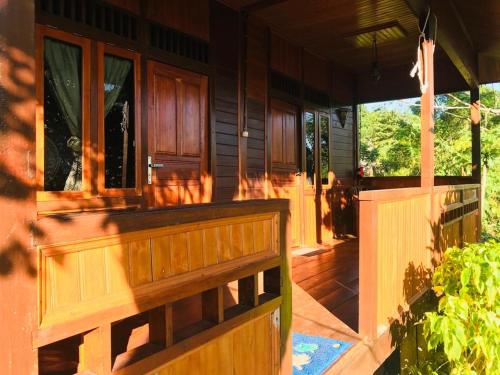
[418,241,500,375]
[359,85,500,239]
[359,106,421,176]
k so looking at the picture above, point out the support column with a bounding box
[420,38,435,189]
[470,87,482,238]
[470,87,481,182]
[0,0,37,373]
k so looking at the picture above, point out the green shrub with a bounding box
[420,241,500,375]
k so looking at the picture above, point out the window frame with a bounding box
[97,43,142,197]
[36,25,91,202]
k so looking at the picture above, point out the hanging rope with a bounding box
[410,7,437,94]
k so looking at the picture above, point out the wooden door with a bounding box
[302,111,318,245]
[147,61,209,207]
[302,110,334,246]
[270,99,301,247]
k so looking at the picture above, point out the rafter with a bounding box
[404,0,479,88]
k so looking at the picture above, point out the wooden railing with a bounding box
[358,184,480,340]
[433,184,481,251]
[34,200,291,374]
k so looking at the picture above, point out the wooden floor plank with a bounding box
[292,239,359,332]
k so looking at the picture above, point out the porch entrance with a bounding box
[147,61,209,207]
[303,110,334,246]
[270,101,335,247]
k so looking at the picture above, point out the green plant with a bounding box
[420,241,500,375]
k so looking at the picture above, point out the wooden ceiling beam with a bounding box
[242,0,288,12]
[404,0,479,88]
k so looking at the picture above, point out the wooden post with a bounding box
[202,286,224,324]
[79,324,112,374]
[420,38,435,189]
[358,199,378,340]
[238,274,259,307]
[470,87,482,236]
[149,304,174,347]
[0,0,37,373]
[470,87,481,182]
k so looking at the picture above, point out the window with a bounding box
[98,44,141,195]
[37,27,91,199]
[304,112,315,185]
[36,26,141,205]
[319,114,330,185]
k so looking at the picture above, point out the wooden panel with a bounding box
[284,112,296,165]
[270,33,301,80]
[441,221,461,251]
[129,240,152,287]
[375,195,432,331]
[145,0,210,41]
[303,192,317,246]
[271,108,284,164]
[150,313,278,375]
[320,190,334,244]
[358,189,434,339]
[246,16,267,102]
[303,50,330,93]
[182,82,202,156]
[39,213,279,327]
[463,212,480,244]
[271,100,297,170]
[154,74,178,154]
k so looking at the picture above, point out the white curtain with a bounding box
[44,38,82,191]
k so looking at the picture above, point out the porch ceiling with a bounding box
[454,0,500,84]
[224,0,431,73]
[224,0,500,86]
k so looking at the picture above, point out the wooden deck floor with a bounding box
[292,239,359,332]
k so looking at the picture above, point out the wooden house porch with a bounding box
[0,0,497,374]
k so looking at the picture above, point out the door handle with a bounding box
[147,156,164,184]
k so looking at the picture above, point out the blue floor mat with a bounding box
[292,333,352,375]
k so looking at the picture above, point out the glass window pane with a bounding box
[305,112,315,185]
[103,54,135,189]
[43,37,83,191]
[320,115,330,184]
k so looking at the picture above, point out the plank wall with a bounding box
[211,1,240,201]
[245,16,268,199]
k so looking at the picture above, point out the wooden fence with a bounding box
[358,184,480,340]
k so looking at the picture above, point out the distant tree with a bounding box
[359,85,500,238]
[360,107,421,176]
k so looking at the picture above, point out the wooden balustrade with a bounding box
[358,184,480,341]
[35,200,291,374]
[433,184,481,251]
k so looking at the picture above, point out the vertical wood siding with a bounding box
[211,2,240,201]
[332,108,354,178]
